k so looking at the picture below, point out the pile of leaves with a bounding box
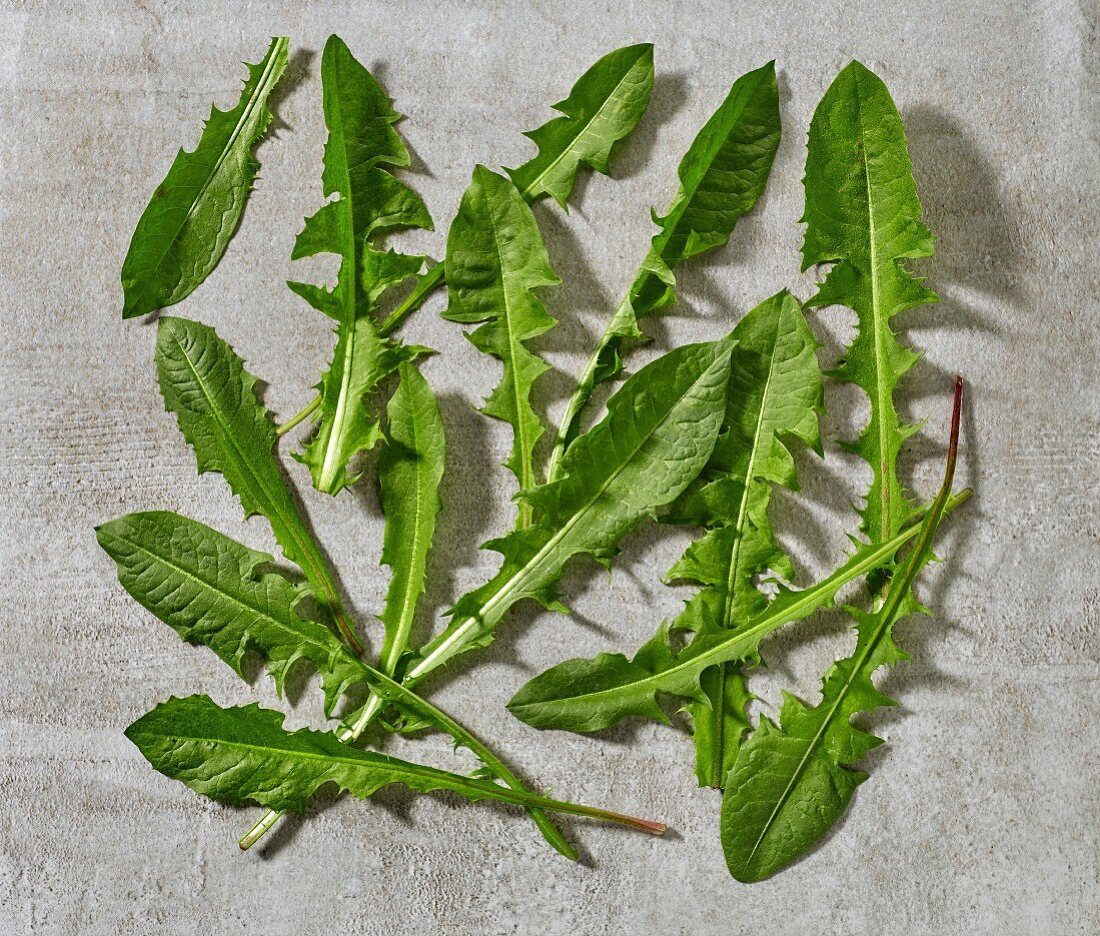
[106,35,969,881]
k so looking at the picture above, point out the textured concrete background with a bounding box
[1,0,1097,933]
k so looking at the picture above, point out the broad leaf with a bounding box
[402,339,734,683]
[443,166,559,526]
[506,43,655,207]
[548,61,782,477]
[721,382,965,882]
[803,61,937,546]
[121,37,289,319]
[377,362,446,675]
[97,511,368,718]
[127,695,666,836]
[155,315,361,652]
[664,290,822,787]
[97,510,575,856]
[291,35,433,495]
[506,494,968,732]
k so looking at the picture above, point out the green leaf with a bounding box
[404,339,734,683]
[802,61,937,546]
[120,37,289,319]
[127,695,667,836]
[721,388,965,882]
[548,61,782,479]
[661,290,822,788]
[506,43,655,208]
[377,362,446,676]
[96,511,362,717]
[443,166,559,526]
[155,315,361,653]
[506,494,968,733]
[291,35,433,495]
[96,509,576,856]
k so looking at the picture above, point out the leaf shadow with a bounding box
[419,392,497,633]
[904,105,1023,319]
[370,60,434,183]
[611,69,691,184]
[267,47,316,136]
[304,779,666,868]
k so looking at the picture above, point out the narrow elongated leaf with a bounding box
[661,291,822,787]
[292,35,433,495]
[97,510,574,855]
[803,61,937,545]
[155,315,360,652]
[506,43,655,207]
[506,493,969,732]
[721,382,964,882]
[377,362,446,675]
[121,37,289,319]
[403,339,733,683]
[127,695,667,836]
[443,166,559,526]
[548,61,782,478]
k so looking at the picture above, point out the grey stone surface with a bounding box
[1,0,1097,932]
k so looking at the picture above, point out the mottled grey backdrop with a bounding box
[1,1,1097,933]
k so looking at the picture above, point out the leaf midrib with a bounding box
[317,65,362,490]
[137,719,567,815]
[707,315,783,782]
[852,73,893,542]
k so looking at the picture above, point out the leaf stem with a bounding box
[238,669,659,853]
[544,308,617,483]
[379,263,446,337]
[276,397,322,436]
[241,773,664,850]
[545,284,642,484]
